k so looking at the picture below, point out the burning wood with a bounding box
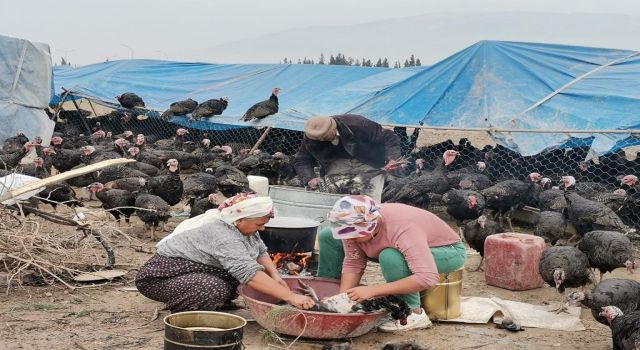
[270,252,312,275]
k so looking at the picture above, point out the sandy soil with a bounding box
[1,202,636,350]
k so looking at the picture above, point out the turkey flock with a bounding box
[5,92,640,347]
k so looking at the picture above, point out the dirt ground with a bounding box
[1,201,636,350]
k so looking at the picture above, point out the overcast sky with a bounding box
[2,0,640,65]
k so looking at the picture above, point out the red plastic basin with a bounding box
[239,276,386,339]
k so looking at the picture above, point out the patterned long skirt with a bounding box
[135,254,239,312]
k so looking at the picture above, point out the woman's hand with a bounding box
[345,285,379,303]
[286,293,316,310]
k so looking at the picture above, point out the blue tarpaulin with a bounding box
[52,41,640,156]
[53,62,417,131]
[0,34,54,145]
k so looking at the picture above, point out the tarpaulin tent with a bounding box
[319,41,640,156]
[52,41,640,156]
[52,61,421,131]
[0,34,54,145]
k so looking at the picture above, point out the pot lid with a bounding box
[265,216,321,228]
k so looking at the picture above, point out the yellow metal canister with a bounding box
[421,268,463,320]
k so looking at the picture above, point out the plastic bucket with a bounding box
[163,311,246,350]
[421,269,463,320]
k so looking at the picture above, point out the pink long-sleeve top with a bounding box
[341,203,461,289]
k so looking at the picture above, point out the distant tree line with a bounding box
[281,53,422,68]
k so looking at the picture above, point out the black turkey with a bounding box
[38,182,83,210]
[191,97,228,121]
[2,132,29,153]
[88,182,136,225]
[190,193,218,218]
[568,279,640,326]
[145,159,183,206]
[599,306,640,350]
[577,230,636,282]
[134,193,171,240]
[160,98,199,120]
[480,172,542,231]
[213,165,250,198]
[442,189,485,224]
[539,246,592,312]
[534,211,567,245]
[116,92,145,109]
[241,87,280,121]
[382,150,459,209]
[183,172,218,202]
[463,215,503,271]
[561,176,633,236]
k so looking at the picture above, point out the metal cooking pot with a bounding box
[259,216,321,253]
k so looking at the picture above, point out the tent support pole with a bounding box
[62,88,92,136]
[250,127,272,153]
[53,90,71,122]
[86,99,99,117]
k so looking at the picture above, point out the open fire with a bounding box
[270,252,312,275]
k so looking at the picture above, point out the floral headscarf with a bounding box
[328,195,381,239]
[217,193,276,225]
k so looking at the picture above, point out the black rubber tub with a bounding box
[259,216,321,253]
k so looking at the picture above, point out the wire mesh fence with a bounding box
[49,97,640,232]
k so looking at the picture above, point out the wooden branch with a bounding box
[250,127,273,153]
[0,158,135,203]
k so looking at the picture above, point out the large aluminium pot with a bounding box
[260,216,321,253]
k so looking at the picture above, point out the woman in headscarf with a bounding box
[317,195,467,332]
[135,193,316,312]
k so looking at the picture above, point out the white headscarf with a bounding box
[157,193,275,246]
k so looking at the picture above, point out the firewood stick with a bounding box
[0,158,135,203]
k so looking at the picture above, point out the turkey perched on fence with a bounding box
[116,92,145,109]
[88,182,136,225]
[534,211,567,245]
[190,97,228,121]
[463,215,503,271]
[561,176,633,236]
[577,230,636,282]
[599,306,640,350]
[539,246,592,312]
[480,172,543,231]
[160,98,199,120]
[568,279,640,326]
[241,88,280,121]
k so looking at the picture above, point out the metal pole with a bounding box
[379,124,640,135]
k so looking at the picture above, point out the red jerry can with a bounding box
[484,232,546,291]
